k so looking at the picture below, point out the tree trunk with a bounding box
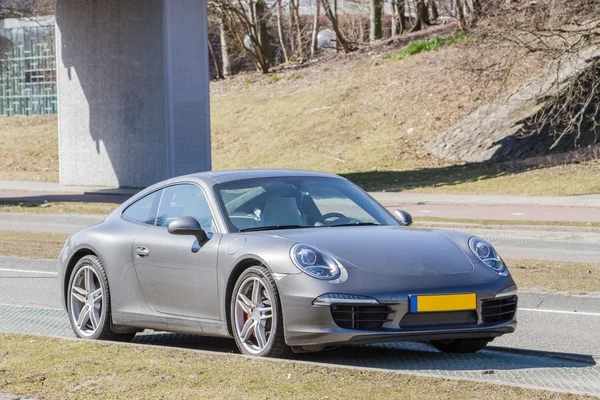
[410,0,429,32]
[428,0,438,21]
[219,16,231,77]
[276,0,289,63]
[207,35,223,80]
[369,0,383,41]
[319,0,352,53]
[292,0,303,59]
[288,0,295,55]
[456,0,466,29]
[255,0,271,72]
[391,0,405,37]
[310,0,320,57]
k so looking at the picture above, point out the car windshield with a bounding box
[215,176,399,232]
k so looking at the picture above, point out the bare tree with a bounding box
[210,0,273,73]
[369,0,383,41]
[410,0,430,32]
[310,0,321,57]
[275,0,289,63]
[428,0,439,22]
[289,0,304,60]
[0,0,54,18]
[470,0,600,148]
[320,0,355,53]
[208,37,224,79]
[219,15,232,76]
[391,0,405,36]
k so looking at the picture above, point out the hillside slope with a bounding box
[210,26,545,174]
[2,26,600,195]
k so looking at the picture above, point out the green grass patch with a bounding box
[386,32,468,61]
[0,334,592,400]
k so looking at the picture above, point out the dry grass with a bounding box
[0,230,69,259]
[344,160,600,195]
[0,200,117,215]
[508,259,600,295]
[210,38,545,175]
[414,217,600,228]
[0,115,58,182]
[1,32,599,196]
[0,334,592,400]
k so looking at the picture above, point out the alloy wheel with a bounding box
[70,265,103,337]
[234,277,274,354]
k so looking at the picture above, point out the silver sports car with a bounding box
[58,169,517,357]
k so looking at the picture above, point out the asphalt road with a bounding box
[3,212,600,263]
[1,261,599,358]
[1,260,599,396]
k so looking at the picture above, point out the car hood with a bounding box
[269,225,474,276]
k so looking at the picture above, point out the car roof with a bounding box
[177,169,343,184]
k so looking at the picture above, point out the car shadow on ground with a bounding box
[132,332,596,372]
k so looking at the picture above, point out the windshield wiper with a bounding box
[239,225,306,232]
[327,222,381,227]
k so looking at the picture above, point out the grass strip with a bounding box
[0,230,69,259]
[507,259,600,295]
[0,200,118,215]
[414,217,600,229]
[0,334,592,400]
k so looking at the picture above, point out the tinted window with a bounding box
[122,191,160,225]
[156,184,213,231]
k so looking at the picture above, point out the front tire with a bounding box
[430,339,490,353]
[231,265,290,358]
[67,255,135,342]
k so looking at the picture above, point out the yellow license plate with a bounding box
[409,293,476,313]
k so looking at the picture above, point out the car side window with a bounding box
[155,184,213,232]
[122,191,160,225]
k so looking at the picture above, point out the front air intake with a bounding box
[481,296,517,324]
[330,304,393,330]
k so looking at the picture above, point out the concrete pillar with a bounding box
[56,0,211,188]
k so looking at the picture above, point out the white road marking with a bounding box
[0,268,57,275]
[520,307,600,317]
[420,210,432,213]
[511,212,525,216]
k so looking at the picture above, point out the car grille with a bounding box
[481,296,518,324]
[330,304,394,330]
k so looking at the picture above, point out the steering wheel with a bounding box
[319,212,352,225]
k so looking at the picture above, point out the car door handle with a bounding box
[135,246,150,258]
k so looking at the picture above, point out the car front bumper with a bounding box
[276,269,518,349]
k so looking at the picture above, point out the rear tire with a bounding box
[231,265,290,358]
[67,255,135,342]
[430,339,490,353]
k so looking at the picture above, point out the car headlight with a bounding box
[468,237,505,273]
[290,244,341,280]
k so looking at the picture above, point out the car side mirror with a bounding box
[167,216,207,242]
[393,209,413,226]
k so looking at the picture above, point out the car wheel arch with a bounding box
[224,257,274,336]
[63,247,103,309]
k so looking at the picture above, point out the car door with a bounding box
[133,183,221,320]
